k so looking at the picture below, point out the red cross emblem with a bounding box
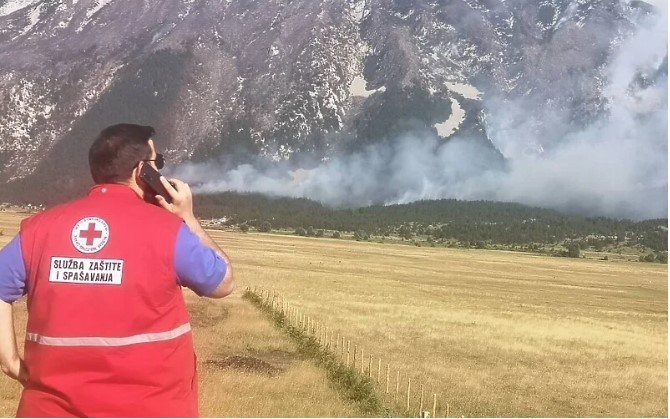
[79,223,103,246]
[71,217,109,254]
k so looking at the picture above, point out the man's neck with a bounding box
[111,180,144,200]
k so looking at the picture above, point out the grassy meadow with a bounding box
[0,211,667,417]
[0,212,359,417]
[209,229,667,417]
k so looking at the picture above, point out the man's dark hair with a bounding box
[89,124,155,184]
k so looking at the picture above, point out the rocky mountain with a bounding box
[0,0,664,206]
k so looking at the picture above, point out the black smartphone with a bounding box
[138,164,173,203]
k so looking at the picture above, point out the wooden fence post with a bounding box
[368,354,372,378]
[432,393,436,419]
[419,384,424,417]
[406,377,411,413]
[377,358,381,383]
[353,344,357,369]
[346,341,350,366]
[395,371,400,400]
[385,364,390,394]
[360,348,364,374]
[445,403,449,418]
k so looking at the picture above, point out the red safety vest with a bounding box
[17,184,198,417]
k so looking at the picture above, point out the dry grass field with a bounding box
[209,230,667,417]
[0,211,667,417]
[0,212,360,417]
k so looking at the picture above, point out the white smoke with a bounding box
[173,3,668,220]
[485,2,668,220]
[174,134,502,208]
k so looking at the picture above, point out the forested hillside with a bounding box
[194,192,668,259]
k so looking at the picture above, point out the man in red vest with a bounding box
[0,124,235,417]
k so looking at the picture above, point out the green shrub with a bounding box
[353,230,369,241]
[640,253,656,263]
[566,242,581,258]
[258,221,272,233]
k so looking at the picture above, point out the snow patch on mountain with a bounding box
[0,76,55,179]
[0,0,40,17]
[446,82,482,100]
[349,75,385,97]
[435,98,466,138]
[76,0,114,33]
[18,1,42,35]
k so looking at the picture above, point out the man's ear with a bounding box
[133,162,144,185]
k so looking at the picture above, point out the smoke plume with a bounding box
[173,3,668,221]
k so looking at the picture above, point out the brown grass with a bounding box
[0,211,667,417]
[210,230,667,418]
[0,212,360,417]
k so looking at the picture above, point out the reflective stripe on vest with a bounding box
[26,323,191,347]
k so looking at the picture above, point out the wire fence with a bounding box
[246,286,453,418]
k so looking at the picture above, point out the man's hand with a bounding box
[2,357,28,386]
[156,177,196,223]
[155,177,235,298]
[0,300,27,386]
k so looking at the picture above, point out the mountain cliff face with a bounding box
[0,0,663,205]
